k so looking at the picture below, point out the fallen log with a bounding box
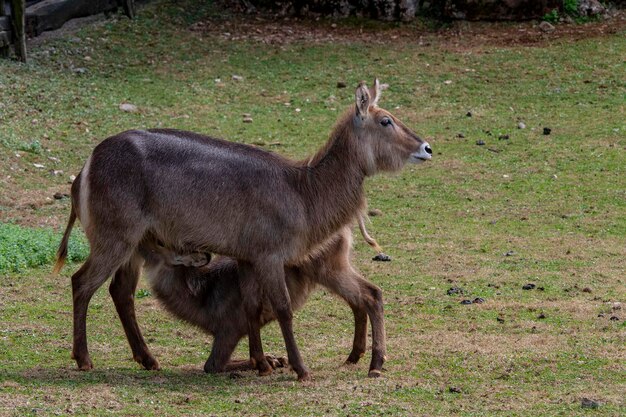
[25,0,117,36]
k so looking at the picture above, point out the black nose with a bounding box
[425,145,432,155]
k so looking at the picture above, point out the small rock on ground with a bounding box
[119,103,138,113]
[581,398,601,409]
[522,283,536,290]
[53,192,70,200]
[543,127,552,135]
[539,21,555,33]
[368,208,383,217]
[372,253,391,262]
[447,287,464,296]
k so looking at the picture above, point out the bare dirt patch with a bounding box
[189,11,626,49]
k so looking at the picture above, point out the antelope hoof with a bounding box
[73,352,94,371]
[345,351,365,365]
[368,369,382,378]
[297,370,312,382]
[138,356,160,371]
[254,357,274,376]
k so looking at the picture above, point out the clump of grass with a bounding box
[543,8,560,23]
[0,223,89,273]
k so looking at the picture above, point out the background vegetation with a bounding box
[0,1,624,415]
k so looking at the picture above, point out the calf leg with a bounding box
[109,253,159,370]
[318,270,386,377]
[204,330,241,374]
[345,305,368,364]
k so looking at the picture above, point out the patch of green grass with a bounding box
[0,223,88,273]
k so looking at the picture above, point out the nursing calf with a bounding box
[140,226,383,376]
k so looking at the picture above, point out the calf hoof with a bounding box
[266,355,288,369]
[367,369,382,378]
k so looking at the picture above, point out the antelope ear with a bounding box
[370,78,388,107]
[355,82,370,120]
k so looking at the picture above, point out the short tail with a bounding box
[53,205,77,274]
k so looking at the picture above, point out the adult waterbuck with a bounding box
[55,79,432,381]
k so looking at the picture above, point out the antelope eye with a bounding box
[380,117,392,127]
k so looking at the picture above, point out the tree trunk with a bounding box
[10,0,26,62]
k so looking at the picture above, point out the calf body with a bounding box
[141,227,382,374]
[55,80,432,380]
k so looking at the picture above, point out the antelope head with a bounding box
[353,79,432,175]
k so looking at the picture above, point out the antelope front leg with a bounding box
[238,262,274,377]
[252,259,310,381]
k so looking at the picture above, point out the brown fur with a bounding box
[140,227,382,375]
[55,80,431,380]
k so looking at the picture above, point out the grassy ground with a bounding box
[1,1,625,415]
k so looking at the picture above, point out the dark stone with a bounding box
[53,192,70,200]
[498,134,510,140]
[472,297,485,304]
[496,317,505,323]
[609,316,620,321]
[582,287,592,293]
[456,133,465,138]
[504,251,515,256]
[522,283,536,290]
[476,139,485,146]
[543,127,552,135]
[581,398,601,409]
[368,208,383,217]
[460,299,472,305]
[537,313,546,319]
[372,253,391,262]
[337,81,347,88]
[466,111,472,117]
[448,386,462,393]
[447,287,464,296]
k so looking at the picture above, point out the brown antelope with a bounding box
[54,79,432,381]
[139,225,383,375]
